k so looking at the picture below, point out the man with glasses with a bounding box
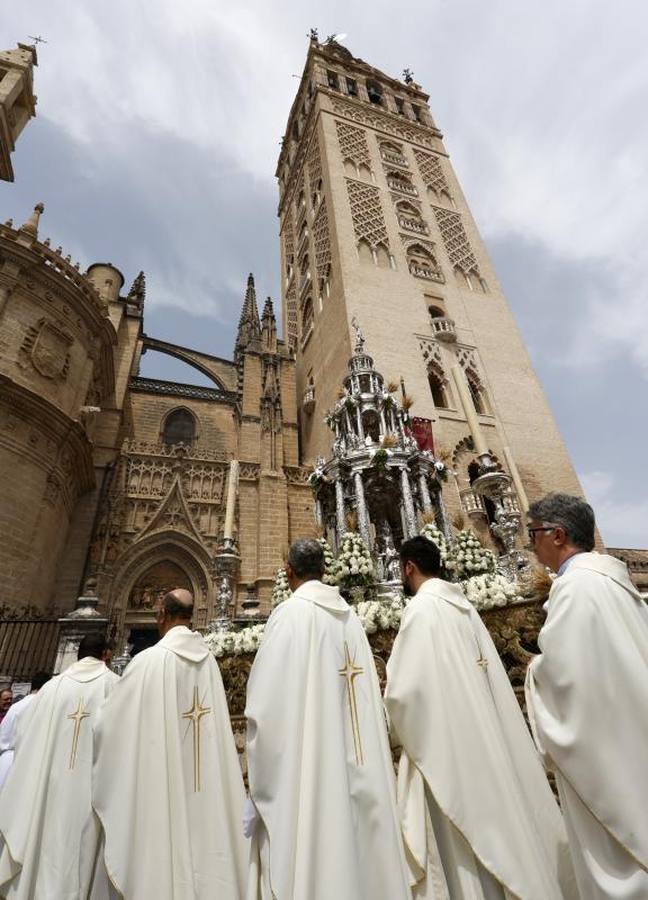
[525,493,648,899]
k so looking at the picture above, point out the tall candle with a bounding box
[223,460,240,541]
[503,446,530,514]
[451,366,488,457]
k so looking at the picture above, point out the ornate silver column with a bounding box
[400,468,417,538]
[354,471,372,548]
[437,488,452,543]
[335,478,346,539]
[418,473,433,511]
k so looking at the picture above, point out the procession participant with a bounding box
[0,635,117,898]
[245,538,412,900]
[92,588,247,899]
[386,536,576,900]
[526,493,648,899]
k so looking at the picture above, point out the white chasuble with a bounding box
[0,657,119,899]
[245,580,412,900]
[526,552,648,899]
[0,693,38,790]
[91,625,247,900]
[385,578,577,900]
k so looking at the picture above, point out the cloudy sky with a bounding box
[2,1,646,547]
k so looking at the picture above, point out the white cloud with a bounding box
[580,470,648,549]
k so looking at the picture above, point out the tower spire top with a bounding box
[236,272,261,353]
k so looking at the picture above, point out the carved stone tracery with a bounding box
[346,179,390,249]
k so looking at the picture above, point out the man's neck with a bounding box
[556,548,584,575]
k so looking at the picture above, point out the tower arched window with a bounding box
[466,370,489,415]
[366,80,383,105]
[301,297,314,342]
[162,409,196,446]
[428,366,449,409]
[386,170,417,196]
[408,244,440,281]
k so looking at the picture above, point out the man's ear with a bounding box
[553,526,568,547]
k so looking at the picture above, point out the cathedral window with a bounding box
[386,170,417,196]
[346,77,358,97]
[366,80,383,105]
[301,298,314,345]
[327,70,339,91]
[357,239,374,265]
[428,305,445,320]
[466,370,490,415]
[375,243,391,269]
[396,200,427,234]
[162,408,196,446]
[411,104,422,123]
[428,367,449,409]
[395,97,405,116]
[407,244,441,281]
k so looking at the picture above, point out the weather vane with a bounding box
[28,35,48,45]
[402,68,414,84]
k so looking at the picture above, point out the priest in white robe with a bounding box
[245,538,412,900]
[385,536,577,900]
[525,492,648,899]
[92,588,247,900]
[0,634,118,898]
[0,671,50,790]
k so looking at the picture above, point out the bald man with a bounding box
[91,589,247,899]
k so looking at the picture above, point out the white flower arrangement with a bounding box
[335,531,376,590]
[204,623,266,658]
[356,596,406,634]
[462,573,522,610]
[449,529,496,580]
[419,522,452,569]
[318,537,338,585]
[270,567,291,608]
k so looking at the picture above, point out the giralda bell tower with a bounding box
[277,34,583,521]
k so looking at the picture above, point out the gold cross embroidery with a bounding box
[182,686,211,792]
[338,642,364,766]
[67,698,91,770]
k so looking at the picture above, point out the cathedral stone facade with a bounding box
[0,212,313,647]
[1,36,644,666]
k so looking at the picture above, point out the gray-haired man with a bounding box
[244,539,411,900]
[525,493,648,899]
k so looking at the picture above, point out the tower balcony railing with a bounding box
[460,488,487,519]
[302,384,316,414]
[387,178,418,196]
[381,149,409,168]
[430,316,457,343]
[398,215,428,235]
[409,262,442,282]
[298,270,312,299]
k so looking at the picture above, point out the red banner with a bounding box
[411,417,434,453]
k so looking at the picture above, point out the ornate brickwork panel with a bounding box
[335,120,371,167]
[416,334,445,371]
[89,442,231,572]
[346,179,389,248]
[285,282,298,347]
[413,149,451,196]
[283,214,294,274]
[331,96,436,148]
[312,200,332,284]
[456,344,480,374]
[306,133,322,189]
[432,207,481,276]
